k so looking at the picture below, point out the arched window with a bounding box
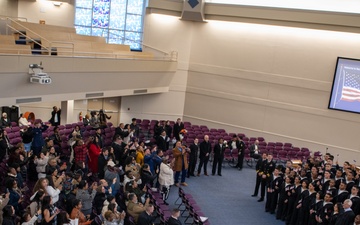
[74,0,146,50]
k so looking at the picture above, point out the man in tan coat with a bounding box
[172,141,189,187]
[127,193,150,223]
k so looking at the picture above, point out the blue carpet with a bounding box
[166,163,285,225]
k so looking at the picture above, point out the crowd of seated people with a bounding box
[1,107,360,225]
[0,111,187,225]
[251,152,360,225]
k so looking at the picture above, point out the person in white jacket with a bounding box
[34,152,49,179]
[158,158,174,204]
[33,178,62,205]
[21,209,41,225]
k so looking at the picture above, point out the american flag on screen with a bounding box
[341,71,360,101]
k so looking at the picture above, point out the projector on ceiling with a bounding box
[29,63,52,84]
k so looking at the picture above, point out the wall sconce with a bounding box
[53,2,62,6]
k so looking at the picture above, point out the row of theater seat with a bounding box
[4,118,315,165]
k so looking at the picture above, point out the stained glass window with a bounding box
[74,0,145,50]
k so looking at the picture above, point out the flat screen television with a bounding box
[328,57,360,114]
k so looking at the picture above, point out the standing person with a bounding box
[95,128,104,149]
[137,204,155,225]
[159,157,174,205]
[2,205,16,225]
[41,196,60,225]
[172,141,189,187]
[76,180,97,216]
[167,208,182,225]
[187,138,199,178]
[164,121,172,150]
[335,199,355,225]
[114,123,129,140]
[98,147,109,179]
[197,135,211,176]
[98,109,111,128]
[130,118,140,138]
[69,199,92,225]
[252,153,268,197]
[49,106,61,126]
[236,136,246,170]
[156,131,168,151]
[212,138,226,176]
[21,126,33,153]
[88,136,101,175]
[32,120,48,156]
[172,118,184,141]
[265,166,283,214]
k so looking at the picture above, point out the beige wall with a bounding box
[3,0,360,162]
[119,13,194,123]
[0,0,18,18]
[183,20,360,160]
[18,0,74,27]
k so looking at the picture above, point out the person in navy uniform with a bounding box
[265,166,283,214]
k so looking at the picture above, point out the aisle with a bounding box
[165,165,285,225]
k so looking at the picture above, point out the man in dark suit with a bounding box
[249,139,261,159]
[187,138,199,177]
[197,135,211,176]
[114,123,129,139]
[137,204,155,225]
[111,135,126,166]
[252,152,267,197]
[335,199,355,225]
[167,208,182,225]
[212,138,226,176]
[97,147,109,179]
[130,118,140,138]
[173,118,184,141]
[156,130,168,151]
[49,106,61,126]
[228,135,245,170]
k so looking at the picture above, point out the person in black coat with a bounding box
[137,204,155,225]
[187,138,199,177]
[212,138,226,176]
[164,121,172,149]
[252,152,267,197]
[197,135,211,176]
[114,123,129,140]
[228,135,245,170]
[265,166,283,214]
[0,130,9,162]
[2,205,15,225]
[140,164,157,189]
[49,106,61,126]
[167,208,182,225]
[335,199,355,225]
[112,135,127,166]
[172,118,184,141]
[130,118,140,138]
[156,131,168,151]
[98,147,109,179]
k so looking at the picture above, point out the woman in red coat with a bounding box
[87,136,101,174]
